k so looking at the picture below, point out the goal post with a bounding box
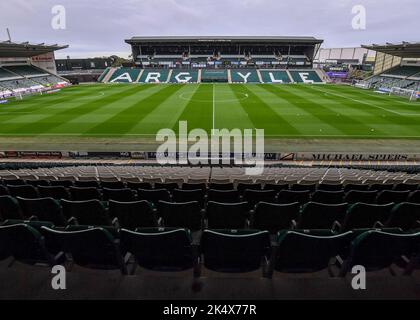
[389,87,418,101]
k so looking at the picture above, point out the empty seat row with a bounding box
[0,223,418,277]
[1,195,419,232]
[3,184,420,205]
[3,178,420,193]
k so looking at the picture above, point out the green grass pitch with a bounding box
[1,83,420,139]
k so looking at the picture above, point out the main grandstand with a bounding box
[100,36,326,84]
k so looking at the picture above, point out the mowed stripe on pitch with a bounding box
[173,84,213,132]
[50,84,166,134]
[0,85,109,125]
[1,85,150,135]
[232,84,300,135]
[266,84,383,136]
[85,84,185,135]
[129,84,201,134]
[250,84,343,135]
[306,85,420,136]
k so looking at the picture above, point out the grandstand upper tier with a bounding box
[0,41,70,97]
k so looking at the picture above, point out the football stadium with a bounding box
[0,1,419,305]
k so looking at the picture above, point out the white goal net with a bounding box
[390,87,418,101]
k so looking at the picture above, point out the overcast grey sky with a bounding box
[0,0,419,59]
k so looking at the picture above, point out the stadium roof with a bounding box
[126,36,323,45]
[0,41,68,58]
[362,42,420,58]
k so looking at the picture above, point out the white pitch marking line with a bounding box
[2,133,420,138]
[212,83,215,133]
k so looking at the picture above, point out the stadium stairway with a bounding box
[100,67,117,83]
[256,69,263,83]
[197,69,202,83]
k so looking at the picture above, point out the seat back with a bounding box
[69,187,102,201]
[346,230,420,272]
[298,202,348,229]
[408,190,420,204]
[311,191,345,204]
[290,183,317,192]
[237,183,261,194]
[172,189,205,207]
[208,183,234,190]
[181,183,207,191]
[100,181,125,190]
[7,185,39,199]
[155,182,179,192]
[207,189,240,203]
[0,224,52,264]
[0,195,24,221]
[102,188,136,202]
[243,189,277,207]
[343,190,378,204]
[108,200,157,229]
[318,183,343,191]
[394,183,419,191]
[344,184,369,192]
[370,183,394,192]
[137,188,171,205]
[263,183,289,192]
[61,199,110,226]
[74,180,100,188]
[275,230,353,273]
[343,203,394,230]
[201,229,271,272]
[386,202,420,231]
[206,201,249,229]
[38,186,70,200]
[277,190,310,204]
[376,190,409,204]
[158,201,202,230]
[253,202,300,233]
[42,226,124,271]
[17,197,67,226]
[120,228,193,271]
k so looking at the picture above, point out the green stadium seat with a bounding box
[158,201,203,231]
[200,229,271,274]
[275,230,353,274]
[17,197,67,226]
[120,228,195,273]
[42,226,127,273]
[108,200,157,230]
[251,202,300,233]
